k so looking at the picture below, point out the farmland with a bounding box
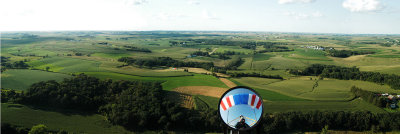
[1,69,71,90]
[1,31,400,133]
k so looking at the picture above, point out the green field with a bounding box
[27,57,104,73]
[263,98,386,113]
[1,103,132,133]
[193,92,386,113]
[194,95,220,110]
[1,69,71,90]
[2,31,400,133]
[229,78,308,101]
[232,76,397,101]
[82,72,228,90]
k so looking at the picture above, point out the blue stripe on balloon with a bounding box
[233,94,249,105]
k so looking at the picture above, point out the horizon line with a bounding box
[1,30,399,35]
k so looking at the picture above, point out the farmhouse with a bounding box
[306,45,325,50]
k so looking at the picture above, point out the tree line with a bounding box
[118,57,214,70]
[262,110,400,133]
[1,56,29,72]
[289,64,400,90]
[212,51,245,60]
[350,86,390,108]
[123,45,152,53]
[227,72,283,79]
[191,51,210,57]
[257,43,293,53]
[326,50,375,58]
[118,56,245,73]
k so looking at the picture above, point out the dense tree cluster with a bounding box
[358,41,394,47]
[19,74,112,111]
[3,74,222,132]
[257,49,293,53]
[123,46,152,53]
[289,64,400,90]
[240,43,256,50]
[227,72,283,79]
[1,89,21,103]
[170,39,259,48]
[350,86,389,108]
[212,51,244,60]
[262,111,400,133]
[98,85,222,131]
[212,51,243,56]
[118,57,214,70]
[75,52,83,56]
[326,50,375,58]
[1,123,30,134]
[257,42,293,53]
[190,51,210,57]
[1,56,29,72]
[379,43,393,47]
[224,56,244,70]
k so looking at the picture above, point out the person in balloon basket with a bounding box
[235,115,250,129]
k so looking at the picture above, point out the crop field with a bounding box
[263,98,386,113]
[2,31,400,133]
[81,72,227,90]
[229,78,308,101]
[194,95,220,110]
[232,76,397,101]
[27,57,104,73]
[1,69,71,90]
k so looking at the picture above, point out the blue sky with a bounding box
[0,0,399,34]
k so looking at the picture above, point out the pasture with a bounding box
[1,69,71,90]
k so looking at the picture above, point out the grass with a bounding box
[263,98,386,113]
[1,69,71,90]
[229,78,307,101]
[102,64,193,77]
[194,95,220,110]
[253,53,274,61]
[194,96,209,110]
[91,53,132,59]
[287,48,332,61]
[193,92,386,113]
[368,54,400,58]
[231,76,397,101]
[27,57,104,73]
[1,103,132,133]
[82,72,228,90]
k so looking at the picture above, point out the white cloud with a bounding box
[278,0,315,4]
[188,0,200,5]
[342,0,384,12]
[202,10,219,20]
[125,0,148,6]
[284,11,323,20]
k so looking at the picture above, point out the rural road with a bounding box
[219,78,237,88]
[209,48,218,55]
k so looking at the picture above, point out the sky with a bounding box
[0,0,399,34]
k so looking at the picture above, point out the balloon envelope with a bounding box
[218,86,263,130]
